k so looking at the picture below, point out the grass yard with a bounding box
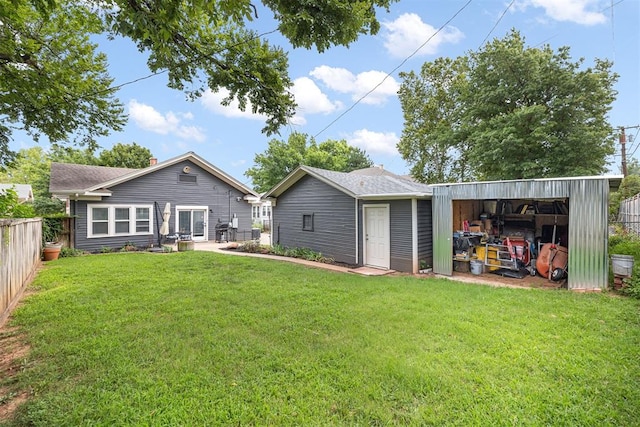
[1,251,639,426]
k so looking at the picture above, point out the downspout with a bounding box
[355,197,359,265]
[412,198,418,274]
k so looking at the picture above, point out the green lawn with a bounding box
[2,252,639,426]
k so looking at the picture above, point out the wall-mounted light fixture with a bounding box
[236,196,242,202]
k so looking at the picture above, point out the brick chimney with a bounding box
[149,157,157,166]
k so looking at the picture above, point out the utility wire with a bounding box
[313,0,474,138]
[481,0,516,46]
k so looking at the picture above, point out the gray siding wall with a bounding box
[389,199,413,273]
[273,175,357,265]
[359,199,428,273]
[417,199,433,268]
[74,160,252,251]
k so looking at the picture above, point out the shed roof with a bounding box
[50,152,258,198]
[430,175,624,198]
[265,165,432,199]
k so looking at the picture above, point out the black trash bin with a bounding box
[251,228,260,240]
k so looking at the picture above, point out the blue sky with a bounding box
[11,0,640,185]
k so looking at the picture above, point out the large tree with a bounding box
[0,146,51,197]
[397,56,472,184]
[98,142,153,169]
[245,132,373,193]
[1,0,397,169]
[397,30,618,183]
[1,0,125,168]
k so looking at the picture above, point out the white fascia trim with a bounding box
[412,198,418,274]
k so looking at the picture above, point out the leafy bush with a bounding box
[0,188,35,218]
[236,242,333,263]
[609,230,640,298]
[269,244,333,264]
[42,216,64,243]
[60,247,86,258]
[32,197,65,216]
[237,240,263,253]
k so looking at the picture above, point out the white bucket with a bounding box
[470,260,484,275]
[611,254,634,277]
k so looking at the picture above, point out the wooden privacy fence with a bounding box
[0,218,42,326]
[618,193,640,236]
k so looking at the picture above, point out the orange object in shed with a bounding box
[536,243,568,278]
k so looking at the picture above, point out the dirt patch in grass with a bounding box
[0,326,30,422]
[0,283,37,424]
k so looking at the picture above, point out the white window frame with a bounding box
[87,204,154,238]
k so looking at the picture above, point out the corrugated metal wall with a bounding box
[432,178,610,290]
[432,191,453,276]
[568,179,609,290]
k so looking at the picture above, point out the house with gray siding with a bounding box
[50,152,257,252]
[264,166,433,274]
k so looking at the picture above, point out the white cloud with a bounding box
[292,77,342,115]
[382,13,464,59]
[201,89,267,121]
[346,129,399,155]
[128,100,205,142]
[290,77,343,126]
[517,0,606,25]
[310,66,399,105]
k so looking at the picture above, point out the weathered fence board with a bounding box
[618,193,640,236]
[0,218,42,326]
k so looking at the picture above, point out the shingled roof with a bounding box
[0,183,35,202]
[49,152,257,199]
[49,163,137,193]
[265,165,432,199]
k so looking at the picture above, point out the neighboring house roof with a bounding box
[50,152,258,199]
[264,165,432,200]
[0,183,35,202]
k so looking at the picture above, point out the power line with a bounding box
[480,0,516,46]
[313,0,474,139]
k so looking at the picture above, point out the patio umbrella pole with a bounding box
[154,201,162,247]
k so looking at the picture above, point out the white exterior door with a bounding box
[176,206,208,241]
[364,205,390,269]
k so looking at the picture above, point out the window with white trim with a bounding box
[88,205,153,238]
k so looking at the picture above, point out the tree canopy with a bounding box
[397,30,618,184]
[245,132,373,193]
[1,0,397,169]
[98,143,153,169]
[1,0,125,168]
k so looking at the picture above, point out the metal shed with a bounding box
[431,176,622,291]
